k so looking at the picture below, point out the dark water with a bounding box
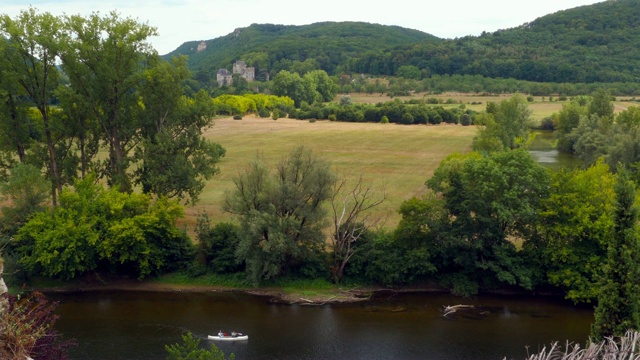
[529,130,582,170]
[48,290,593,360]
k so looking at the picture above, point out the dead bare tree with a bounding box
[330,175,386,283]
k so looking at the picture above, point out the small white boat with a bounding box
[208,333,249,341]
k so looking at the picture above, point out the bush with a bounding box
[328,114,337,121]
[272,109,280,120]
[460,113,472,126]
[196,217,242,274]
[232,115,242,120]
[380,116,389,124]
[539,117,555,130]
[258,108,270,118]
[308,118,316,123]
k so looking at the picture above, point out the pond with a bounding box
[49,290,594,360]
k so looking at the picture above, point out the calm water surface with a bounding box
[529,130,582,170]
[49,291,593,360]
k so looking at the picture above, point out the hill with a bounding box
[348,0,640,83]
[164,22,440,80]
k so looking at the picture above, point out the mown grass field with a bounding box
[183,117,477,232]
[181,91,637,233]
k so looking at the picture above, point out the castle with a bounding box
[217,61,255,86]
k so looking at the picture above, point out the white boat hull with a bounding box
[208,334,249,341]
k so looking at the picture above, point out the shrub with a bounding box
[328,114,336,121]
[380,116,389,124]
[196,217,242,274]
[258,108,270,118]
[460,113,472,126]
[232,115,242,120]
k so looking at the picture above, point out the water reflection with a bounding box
[49,291,593,360]
[529,131,582,170]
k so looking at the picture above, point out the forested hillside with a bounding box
[348,0,640,83]
[165,22,439,81]
[168,0,640,85]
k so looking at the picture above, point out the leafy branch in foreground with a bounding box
[165,332,234,360]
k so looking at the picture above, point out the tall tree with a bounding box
[538,160,616,303]
[426,149,550,295]
[61,11,157,192]
[224,146,335,284]
[134,56,225,203]
[0,9,63,204]
[591,170,640,340]
[472,94,533,152]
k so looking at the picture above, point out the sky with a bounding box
[4,0,604,55]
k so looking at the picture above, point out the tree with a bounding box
[538,160,616,303]
[591,169,640,340]
[396,65,422,80]
[1,8,64,204]
[195,214,242,274]
[329,176,385,283]
[224,146,335,283]
[472,95,533,152]
[165,332,234,360]
[135,56,225,204]
[61,11,157,192]
[0,41,36,173]
[426,149,551,295]
[272,70,307,107]
[554,99,589,153]
[589,88,614,122]
[0,163,49,235]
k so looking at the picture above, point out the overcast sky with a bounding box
[4,0,604,55]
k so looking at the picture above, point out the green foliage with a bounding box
[14,175,194,280]
[0,164,49,235]
[538,160,616,303]
[425,149,551,294]
[1,8,65,203]
[396,65,422,80]
[195,215,242,274]
[591,170,640,340]
[62,11,157,193]
[272,70,337,107]
[166,22,437,81]
[472,94,533,152]
[346,1,640,85]
[165,332,234,360]
[224,146,335,284]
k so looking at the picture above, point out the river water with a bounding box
[49,290,593,360]
[528,130,582,170]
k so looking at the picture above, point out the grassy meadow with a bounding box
[178,91,638,234]
[184,117,477,232]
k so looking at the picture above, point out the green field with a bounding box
[184,117,477,231]
[180,92,638,233]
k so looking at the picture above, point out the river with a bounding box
[49,290,593,360]
[528,130,582,170]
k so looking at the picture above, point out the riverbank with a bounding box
[24,273,565,306]
[25,274,457,305]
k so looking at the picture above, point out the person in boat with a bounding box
[231,331,237,337]
[218,330,224,337]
